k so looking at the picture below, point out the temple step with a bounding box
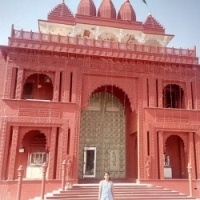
[30,183,198,200]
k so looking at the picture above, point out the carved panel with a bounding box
[18,108,60,118]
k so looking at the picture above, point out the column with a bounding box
[48,127,57,179]
[158,131,164,179]
[195,130,200,179]
[188,132,195,179]
[56,124,68,179]
[61,70,70,102]
[149,126,159,179]
[186,81,193,109]
[8,126,19,180]
[0,118,8,179]
[157,79,163,108]
[53,71,60,102]
[15,69,24,99]
[148,77,157,107]
[3,61,14,99]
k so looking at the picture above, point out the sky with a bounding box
[0,0,199,58]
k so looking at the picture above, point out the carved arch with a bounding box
[20,127,51,149]
[82,83,135,112]
[24,72,54,86]
[163,133,188,153]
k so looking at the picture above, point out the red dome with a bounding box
[48,1,74,23]
[77,0,96,16]
[97,0,116,19]
[118,0,136,21]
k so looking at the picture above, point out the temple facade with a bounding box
[0,0,200,199]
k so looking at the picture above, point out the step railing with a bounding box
[16,161,194,200]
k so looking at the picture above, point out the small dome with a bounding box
[48,1,74,23]
[77,0,96,16]
[97,0,116,19]
[118,0,136,21]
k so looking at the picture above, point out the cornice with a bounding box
[2,38,198,66]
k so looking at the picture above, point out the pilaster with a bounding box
[53,70,60,101]
[186,81,193,109]
[48,127,57,179]
[149,126,159,179]
[3,61,14,99]
[61,69,70,102]
[15,69,24,99]
[0,118,8,179]
[188,132,196,179]
[158,131,164,179]
[148,77,156,107]
[8,126,19,180]
[137,76,146,180]
[157,79,163,108]
[195,130,200,179]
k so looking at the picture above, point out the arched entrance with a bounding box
[79,86,135,180]
[165,135,187,178]
[21,130,48,179]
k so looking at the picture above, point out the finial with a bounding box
[62,0,64,3]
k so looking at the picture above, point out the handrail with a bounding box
[12,29,196,57]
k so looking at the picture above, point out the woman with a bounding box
[98,172,114,200]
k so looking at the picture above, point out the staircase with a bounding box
[30,183,198,200]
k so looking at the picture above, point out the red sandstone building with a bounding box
[0,0,200,199]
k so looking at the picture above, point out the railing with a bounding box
[11,29,196,57]
[16,161,194,200]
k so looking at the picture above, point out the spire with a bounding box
[118,0,136,21]
[48,1,74,24]
[143,14,164,33]
[77,0,96,16]
[97,0,116,19]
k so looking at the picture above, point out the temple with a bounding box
[0,0,200,199]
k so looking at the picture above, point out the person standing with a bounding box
[98,172,114,200]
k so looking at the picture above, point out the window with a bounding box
[29,152,48,166]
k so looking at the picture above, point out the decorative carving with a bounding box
[19,108,60,117]
[145,156,151,179]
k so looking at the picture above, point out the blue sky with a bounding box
[0,0,199,58]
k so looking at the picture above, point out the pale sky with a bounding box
[0,0,199,58]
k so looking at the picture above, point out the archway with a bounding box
[79,85,136,180]
[165,135,187,178]
[163,84,184,109]
[22,73,53,100]
[20,130,48,179]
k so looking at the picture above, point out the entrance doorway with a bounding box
[83,147,96,178]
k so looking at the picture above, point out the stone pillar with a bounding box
[61,69,70,102]
[188,132,195,179]
[157,79,163,108]
[0,118,8,179]
[8,126,19,180]
[149,125,159,179]
[48,127,57,179]
[137,77,146,181]
[53,70,60,102]
[158,131,164,179]
[148,77,156,107]
[195,129,200,179]
[186,81,193,109]
[15,69,24,99]
[56,124,68,179]
[3,61,15,99]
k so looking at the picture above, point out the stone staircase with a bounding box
[30,183,198,200]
